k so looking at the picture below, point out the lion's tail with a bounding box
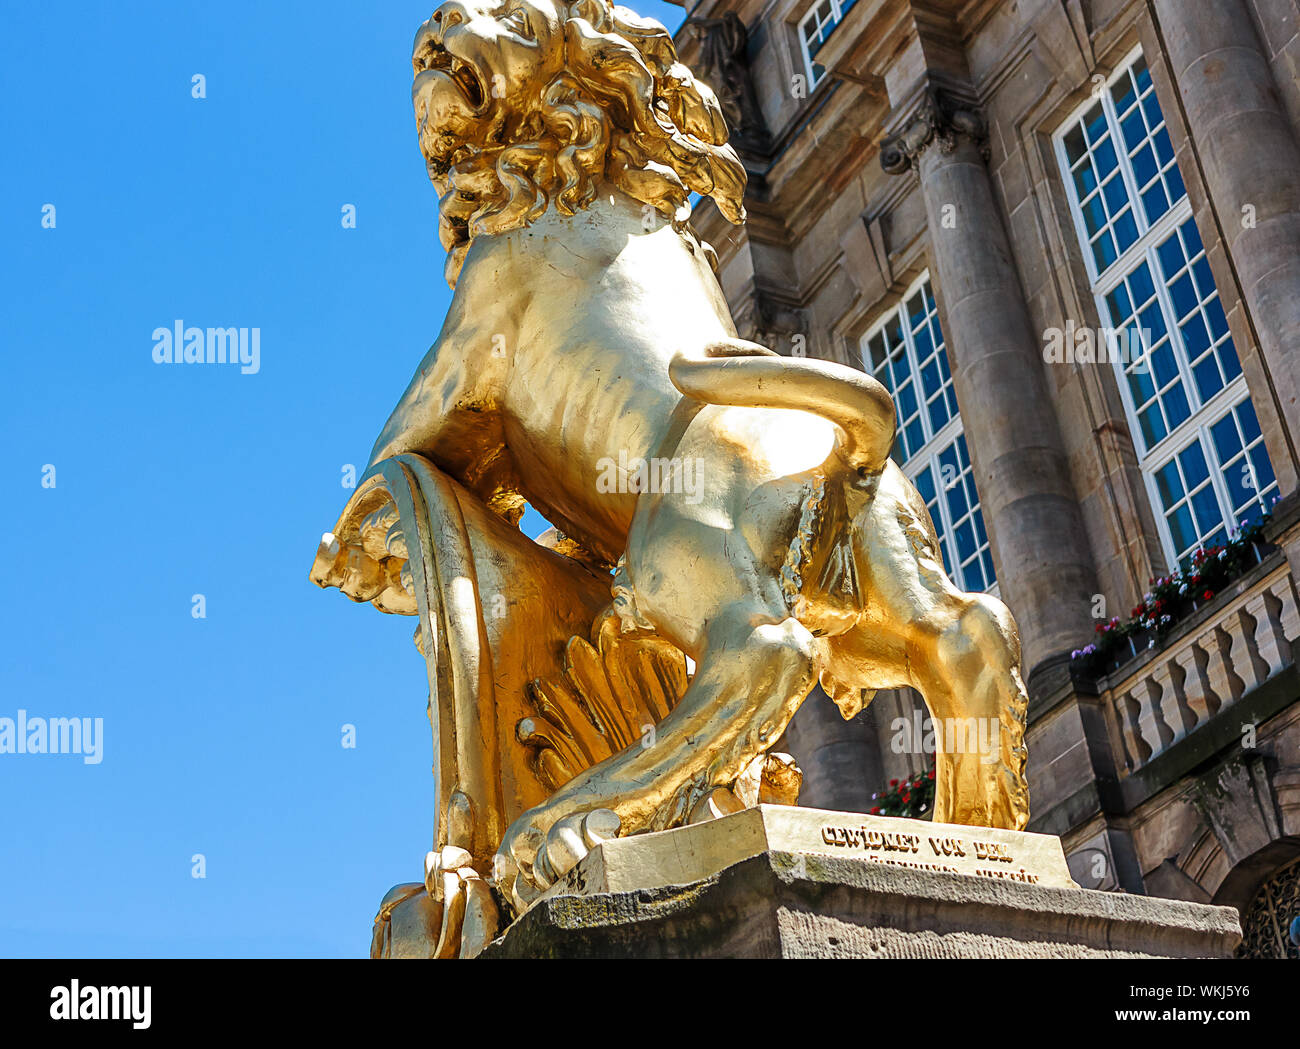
[668,342,896,474]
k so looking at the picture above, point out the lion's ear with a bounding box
[663,65,729,147]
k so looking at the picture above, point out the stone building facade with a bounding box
[671,0,1300,956]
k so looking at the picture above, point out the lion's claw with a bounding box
[493,807,621,912]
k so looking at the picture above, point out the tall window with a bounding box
[797,0,857,89]
[1055,49,1277,568]
[860,275,997,594]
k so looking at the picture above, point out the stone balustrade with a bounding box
[1098,555,1299,774]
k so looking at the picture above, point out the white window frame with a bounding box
[858,273,998,595]
[796,0,851,90]
[1053,47,1274,567]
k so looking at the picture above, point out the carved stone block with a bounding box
[482,807,1241,959]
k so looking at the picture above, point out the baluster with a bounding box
[1209,623,1247,706]
[1137,675,1175,755]
[1234,607,1271,690]
[1173,641,1220,724]
[1243,582,1294,680]
[1151,657,1196,738]
[1115,689,1152,771]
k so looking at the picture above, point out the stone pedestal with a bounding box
[481,807,1241,959]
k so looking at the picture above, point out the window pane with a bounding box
[1190,482,1222,535]
[1121,111,1146,151]
[1129,263,1155,306]
[897,381,917,420]
[1205,297,1229,340]
[1132,145,1157,187]
[1107,283,1131,320]
[1138,405,1166,448]
[1180,313,1210,358]
[1073,162,1098,198]
[914,464,936,504]
[1134,58,1152,92]
[904,419,925,459]
[946,472,969,521]
[1112,70,1137,114]
[1150,344,1178,388]
[1225,453,1255,510]
[1154,127,1174,166]
[1168,503,1197,555]
[1065,126,1087,165]
[1092,232,1118,271]
[1085,104,1107,143]
[1210,412,1243,464]
[1179,439,1210,490]
[1169,273,1197,319]
[1114,209,1139,253]
[954,519,976,562]
[1166,164,1186,205]
[1155,459,1182,507]
[1142,183,1170,223]
[1239,397,1262,442]
[1163,382,1191,430]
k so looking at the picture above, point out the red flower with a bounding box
[870,807,881,815]
[1095,623,1105,633]
[901,793,911,803]
[1203,589,1214,601]
[889,778,898,787]
[927,770,936,780]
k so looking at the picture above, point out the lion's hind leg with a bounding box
[894,590,1030,832]
[850,464,1030,831]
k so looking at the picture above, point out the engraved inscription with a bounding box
[816,823,1042,884]
[972,868,1040,883]
[973,840,1013,863]
[821,825,922,852]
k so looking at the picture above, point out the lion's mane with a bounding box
[425,0,747,285]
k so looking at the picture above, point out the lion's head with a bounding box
[411,0,747,284]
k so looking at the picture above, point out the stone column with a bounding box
[1153,0,1300,446]
[881,84,1099,680]
[781,686,880,812]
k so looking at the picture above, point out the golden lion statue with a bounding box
[312,0,1030,952]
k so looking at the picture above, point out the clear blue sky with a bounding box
[0,0,685,958]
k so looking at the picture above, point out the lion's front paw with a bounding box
[493,807,621,914]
